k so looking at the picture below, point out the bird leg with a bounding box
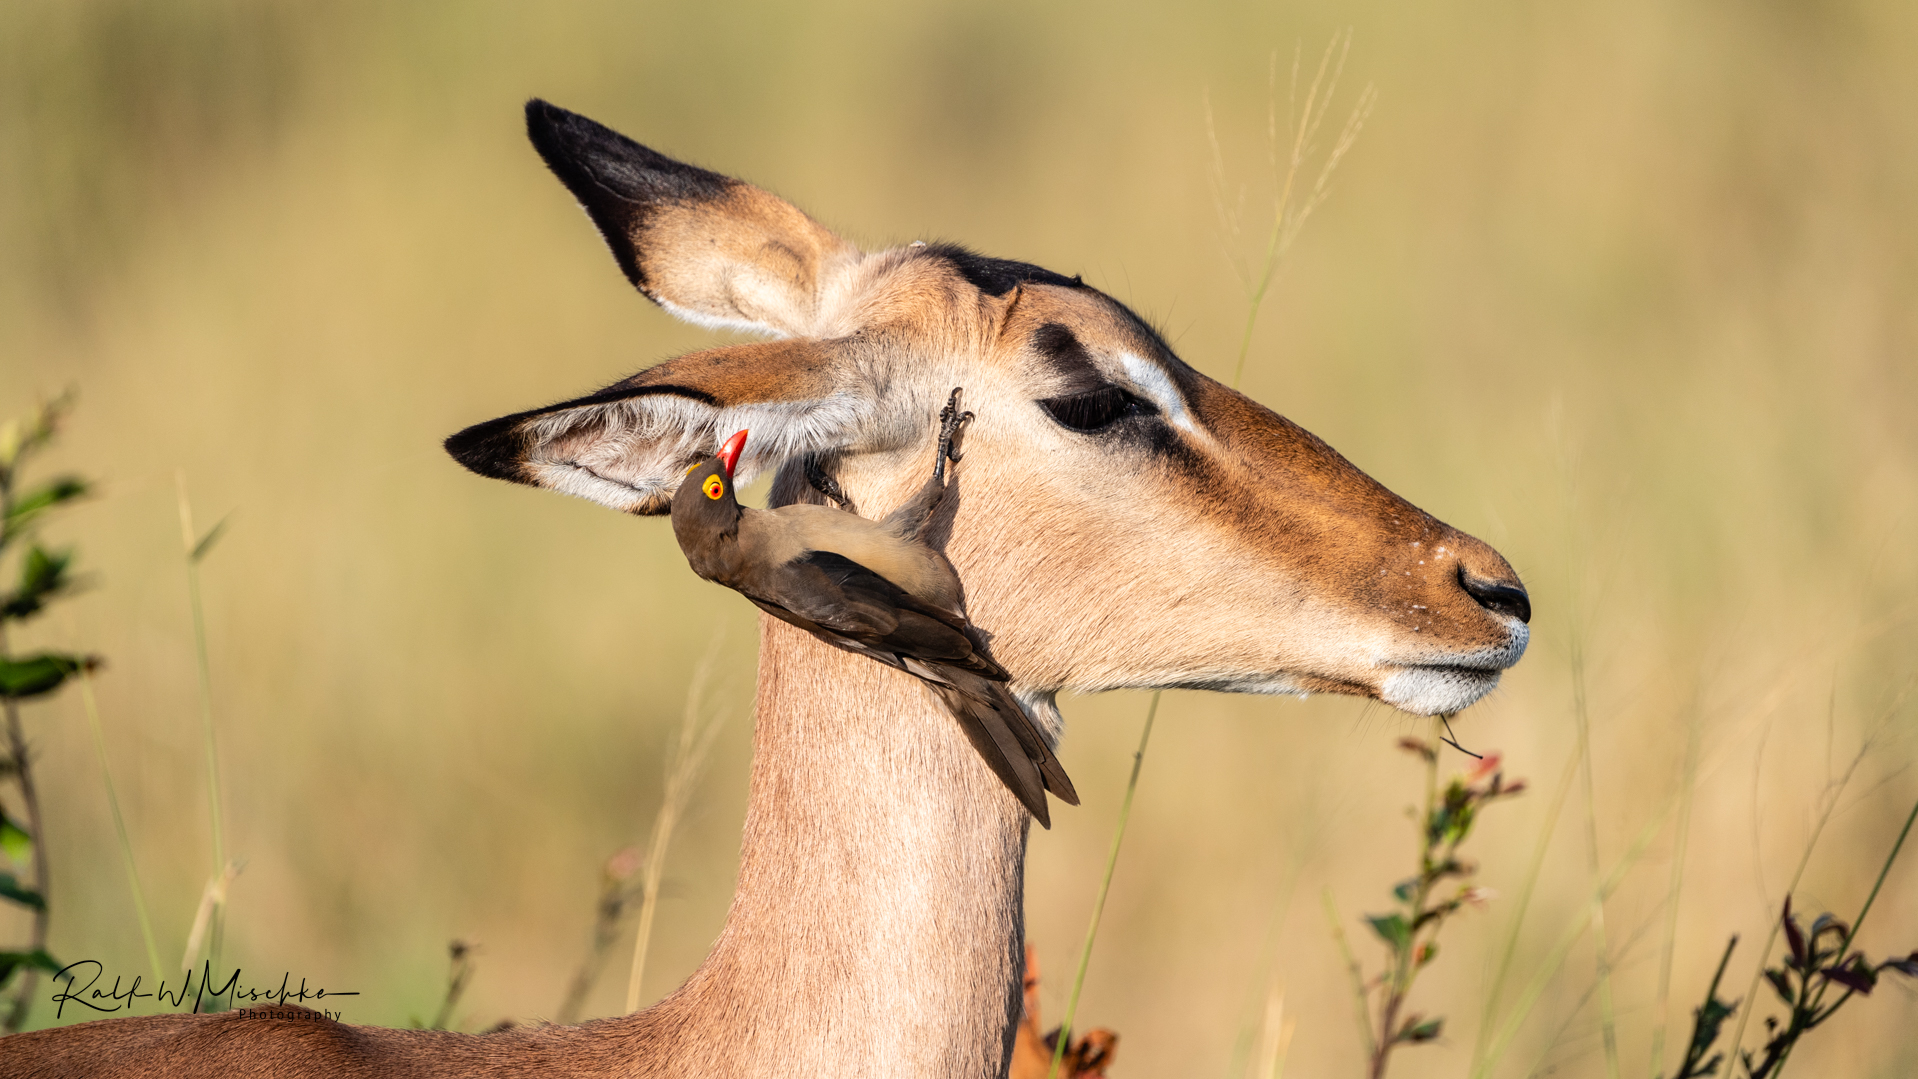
[883,387,973,540]
[805,454,858,515]
[932,387,975,487]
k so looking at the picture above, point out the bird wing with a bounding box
[736,550,1076,824]
[744,551,1006,678]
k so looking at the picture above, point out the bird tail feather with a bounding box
[906,660,1080,827]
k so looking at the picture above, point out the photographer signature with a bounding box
[50,960,360,1020]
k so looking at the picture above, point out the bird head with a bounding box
[671,429,749,534]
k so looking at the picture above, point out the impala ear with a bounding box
[526,100,859,338]
[445,339,862,515]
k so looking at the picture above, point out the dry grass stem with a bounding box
[623,631,728,1014]
[1649,702,1706,1076]
[1205,32,1376,389]
[1253,983,1294,1079]
[78,669,164,983]
[180,860,239,976]
[1722,716,1890,1068]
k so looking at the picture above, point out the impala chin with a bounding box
[1376,623,1531,716]
[1379,665,1504,715]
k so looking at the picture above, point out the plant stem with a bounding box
[176,478,225,875]
[1046,689,1160,1079]
[625,632,727,1014]
[1470,745,1580,1074]
[1722,736,1872,1067]
[176,477,228,978]
[1769,793,1918,1078]
[78,670,165,983]
[1650,703,1704,1077]
[1324,888,1377,1062]
[1474,796,1676,1077]
[0,470,52,1033]
[1570,630,1621,1079]
[1,660,51,1032]
[1365,720,1443,1079]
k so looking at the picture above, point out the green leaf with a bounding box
[0,652,92,698]
[190,516,230,563]
[0,949,61,987]
[2,545,75,620]
[1399,1016,1443,1043]
[0,870,46,910]
[1365,912,1412,950]
[1764,966,1795,1004]
[2,476,87,543]
[1392,878,1418,903]
[0,809,29,864]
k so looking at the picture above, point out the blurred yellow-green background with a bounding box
[3,1,1915,1075]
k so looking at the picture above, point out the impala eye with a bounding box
[1038,385,1154,432]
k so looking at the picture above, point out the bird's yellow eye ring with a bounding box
[703,475,725,500]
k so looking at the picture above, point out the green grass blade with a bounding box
[1469,745,1581,1075]
[1650,706,1704,1077]
[1474,796,1675,1078]
[78,670,165,984]
[1047,689,1160,1079]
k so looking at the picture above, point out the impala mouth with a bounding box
[1377,626,1529,716]
[1379,664,1505,716]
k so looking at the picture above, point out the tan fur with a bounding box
[8,106,1529,1076]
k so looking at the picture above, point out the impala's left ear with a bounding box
[526,99,860,338]
[445,339,863,515]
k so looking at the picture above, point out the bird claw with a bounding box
[938,389,973,466]
[805,455,856,513]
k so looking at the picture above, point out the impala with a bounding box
[0,100,1529,1078]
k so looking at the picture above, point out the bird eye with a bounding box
[1038,385,1154,432]
[703,475,725,500]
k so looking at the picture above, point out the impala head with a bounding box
[449,100,1530,719]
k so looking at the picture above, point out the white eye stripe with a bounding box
[1116,352,1197,434]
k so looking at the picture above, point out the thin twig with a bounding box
[428,940,477,1031]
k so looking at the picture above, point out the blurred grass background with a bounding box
[3,0,1915,1074]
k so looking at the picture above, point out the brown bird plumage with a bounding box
[671,392,1078,826]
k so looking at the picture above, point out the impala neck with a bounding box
[640,614,1032,1077]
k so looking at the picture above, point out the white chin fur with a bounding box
[1379,667,1503,716]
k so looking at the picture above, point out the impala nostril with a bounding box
[1459,568,1531,624]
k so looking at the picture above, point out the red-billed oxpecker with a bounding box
[672,396,1078,826]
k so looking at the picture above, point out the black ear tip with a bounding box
[525,98,585,145]
[445,416,532,484]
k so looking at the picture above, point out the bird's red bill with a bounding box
[718,429,748,477]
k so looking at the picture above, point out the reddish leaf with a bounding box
[1820,964,1875,995]
[1781,898,1808,969]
